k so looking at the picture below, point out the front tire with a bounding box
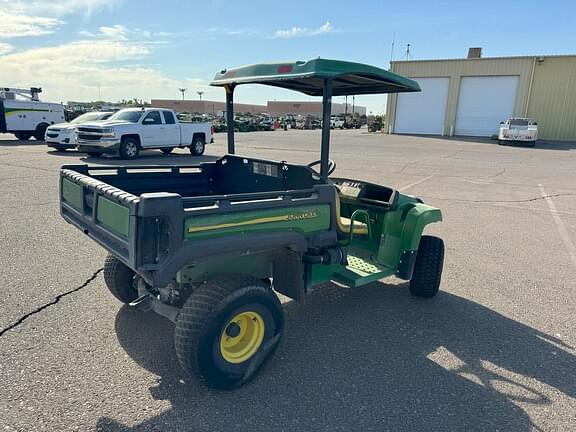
[34,123,48,141]
[175,275,284,389]
[103,255,138,304]
[189,137,205,156]
[119,138,140,160]
[409,235,444,298]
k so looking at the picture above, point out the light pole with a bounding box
[344,95,348,128]
[197,91,204,101]
[178,88,187,100]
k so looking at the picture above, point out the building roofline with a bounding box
[391,54,576,64]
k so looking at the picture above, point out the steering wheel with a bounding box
[307,159,336,177]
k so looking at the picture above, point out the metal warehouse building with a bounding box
[386,51,576,141]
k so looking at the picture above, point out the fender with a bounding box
[400,203,442,251]
[395,203,442,279]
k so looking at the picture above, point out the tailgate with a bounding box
[60,167,139,266]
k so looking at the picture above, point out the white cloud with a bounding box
[273,21,333,39]
[0,41,13,54]
[0,0,120,17]
[98,25,130,40]
[0,39,180,102]
[80,25,154,41]
[0,11,62,38]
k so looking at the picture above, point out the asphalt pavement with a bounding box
[1,130,575,431]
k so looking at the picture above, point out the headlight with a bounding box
[101,128,115,137]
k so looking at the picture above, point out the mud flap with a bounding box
[273,249,306,303]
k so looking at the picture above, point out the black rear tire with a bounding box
[409,235,444,298]
[15,132,32,140]
[189,137,205,156]
[34,124,48,141]
[175,275,284,389]
[161,147,174,154]
[119,138,140,160]
[86,151,103,157]
[103,255,138,304]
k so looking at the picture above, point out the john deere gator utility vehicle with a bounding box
[59,59,444,389]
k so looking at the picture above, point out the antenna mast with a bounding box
[389,32,396,68]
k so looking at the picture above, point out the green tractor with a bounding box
[59,59,444,389]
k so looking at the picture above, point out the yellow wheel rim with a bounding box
[219,311,265,364]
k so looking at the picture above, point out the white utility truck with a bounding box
[45,111,113,151]
[76,107,214,159]
[498,117,538,146]
[0,87,65,140]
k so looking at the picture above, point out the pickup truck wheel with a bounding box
[119,138,140,160]
[175,275,284,389]
[409,235,444,298]
[190,137,205,156]
[86,151,102,157]
[103,255,138,304]
[160,147,174,154]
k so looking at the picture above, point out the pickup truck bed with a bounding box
[60,155,337,287]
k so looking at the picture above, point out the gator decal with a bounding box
[185,205,330,239]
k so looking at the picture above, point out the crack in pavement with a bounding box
[426,193,575,204]
[0,268,103,337]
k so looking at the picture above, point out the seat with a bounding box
[335,192,369,236]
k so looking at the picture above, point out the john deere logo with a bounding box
[287,211,317,221]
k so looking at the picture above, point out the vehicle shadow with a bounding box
[97,282,575,431]
[395,134,576,150]
[0,139,45,147]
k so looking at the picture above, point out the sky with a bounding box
[1,0,575,114]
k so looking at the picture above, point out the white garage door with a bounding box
[394,77,449,135]
[455,76,519,136]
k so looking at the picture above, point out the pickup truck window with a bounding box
[163,111,176,124]
[143,111,162,125]
[109,111,143,123]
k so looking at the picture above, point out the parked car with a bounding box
[330,116,345,129]
[45,111,113,151]
[498,117,538,146]
[76,108,213,159]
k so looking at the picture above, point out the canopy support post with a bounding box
[225,84,235,154]
[320,78,333,179]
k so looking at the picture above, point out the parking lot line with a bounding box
[538,184,576,269]
[398,174,435,191]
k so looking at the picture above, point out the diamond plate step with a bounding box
[334,253,394,287]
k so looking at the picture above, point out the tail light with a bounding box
[211,126,215,135]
